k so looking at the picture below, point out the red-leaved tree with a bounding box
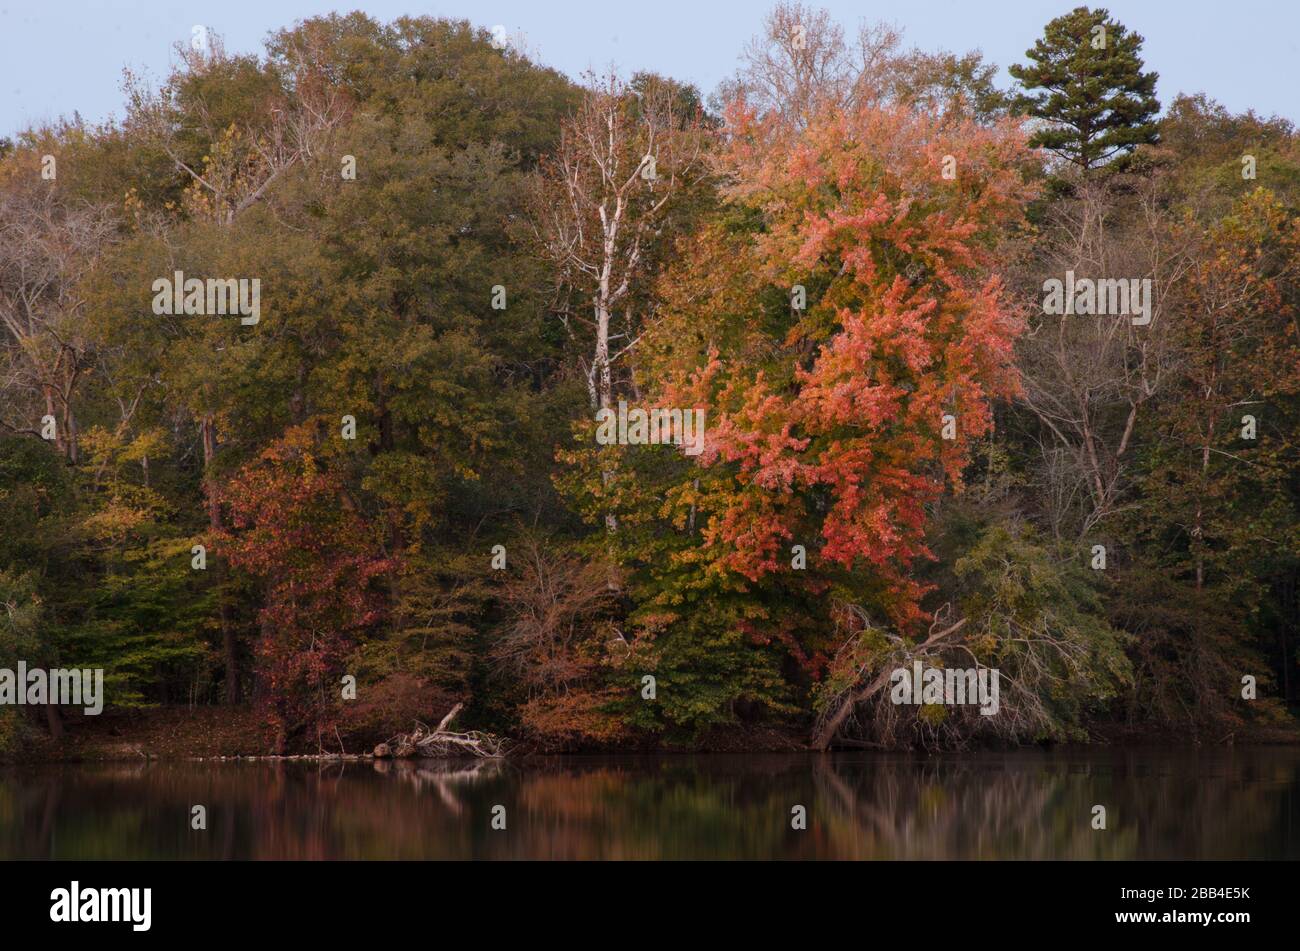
[670,101,1036,629]
[218,424,396,752]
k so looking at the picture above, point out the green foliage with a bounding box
[891,49,1012,123]
[950,518,1132,739]
[0,571,45,754]
[1010,6,1160,172]
[1157,94,1300,215]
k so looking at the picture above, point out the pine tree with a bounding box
[1010,6,1160,172]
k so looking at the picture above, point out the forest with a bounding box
[0,3,1297,758]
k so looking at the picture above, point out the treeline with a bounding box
[0,4,1296,754]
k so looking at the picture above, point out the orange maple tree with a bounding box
[666,99,1036,633]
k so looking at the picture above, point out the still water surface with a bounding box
[2,747,1297,859]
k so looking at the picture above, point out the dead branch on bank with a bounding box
[373,703,506,759]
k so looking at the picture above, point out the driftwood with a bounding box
[374,703,505,759]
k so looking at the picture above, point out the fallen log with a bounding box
[375,703,506,759]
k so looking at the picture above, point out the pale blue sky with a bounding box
[2,0,1297,137]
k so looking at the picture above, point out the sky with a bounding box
[2,0,1298,137]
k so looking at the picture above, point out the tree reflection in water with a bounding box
[1,748,1297,859]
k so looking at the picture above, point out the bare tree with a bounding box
[0,158,116,463]
[1015,174,1190,541]
[721,1,901,130]
[531,70,707,545]
[532,69,708,416]
[491,532,619,695]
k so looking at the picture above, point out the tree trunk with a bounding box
[1194,422,1213,592]
[43,386,63,456]
[203,414,239,704]
[44,702,64,740]
[811,665,895,750]
[594,299,620,586]
[62,400,79,464]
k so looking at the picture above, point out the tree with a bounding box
[531,69,708,417]
[1157,94,1300,215]
[124,31,349,227]
[888,49,1011,124]
[0,138,116,463]
[722,2,903,127]
[0,569,46,750]
[121,32,356,703]
[488,531,625,746]
[0,438,73,738]
[697,99,1034,614]
[811,501,1131,750]
[531,69,709,550]
[1010,6,1160,173]
[1115,191,1300,728]
[218,424,396,752]
[1012,173,1189,541]
[611,83,1039,740]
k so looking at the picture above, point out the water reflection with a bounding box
[1,748,1297,859]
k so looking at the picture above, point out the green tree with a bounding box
[1010,6,1159,172]
[891,49,1011,123]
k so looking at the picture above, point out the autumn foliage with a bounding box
[692,102,1032,615]
[217,424,396,750]
[3,7,1298,756]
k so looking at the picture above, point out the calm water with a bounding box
[2,747,1298,859]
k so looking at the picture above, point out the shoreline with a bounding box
[6,703,1299,765]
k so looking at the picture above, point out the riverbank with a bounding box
[8,704,1299,763]
[17,706,267,762]
[9,705,816,762]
